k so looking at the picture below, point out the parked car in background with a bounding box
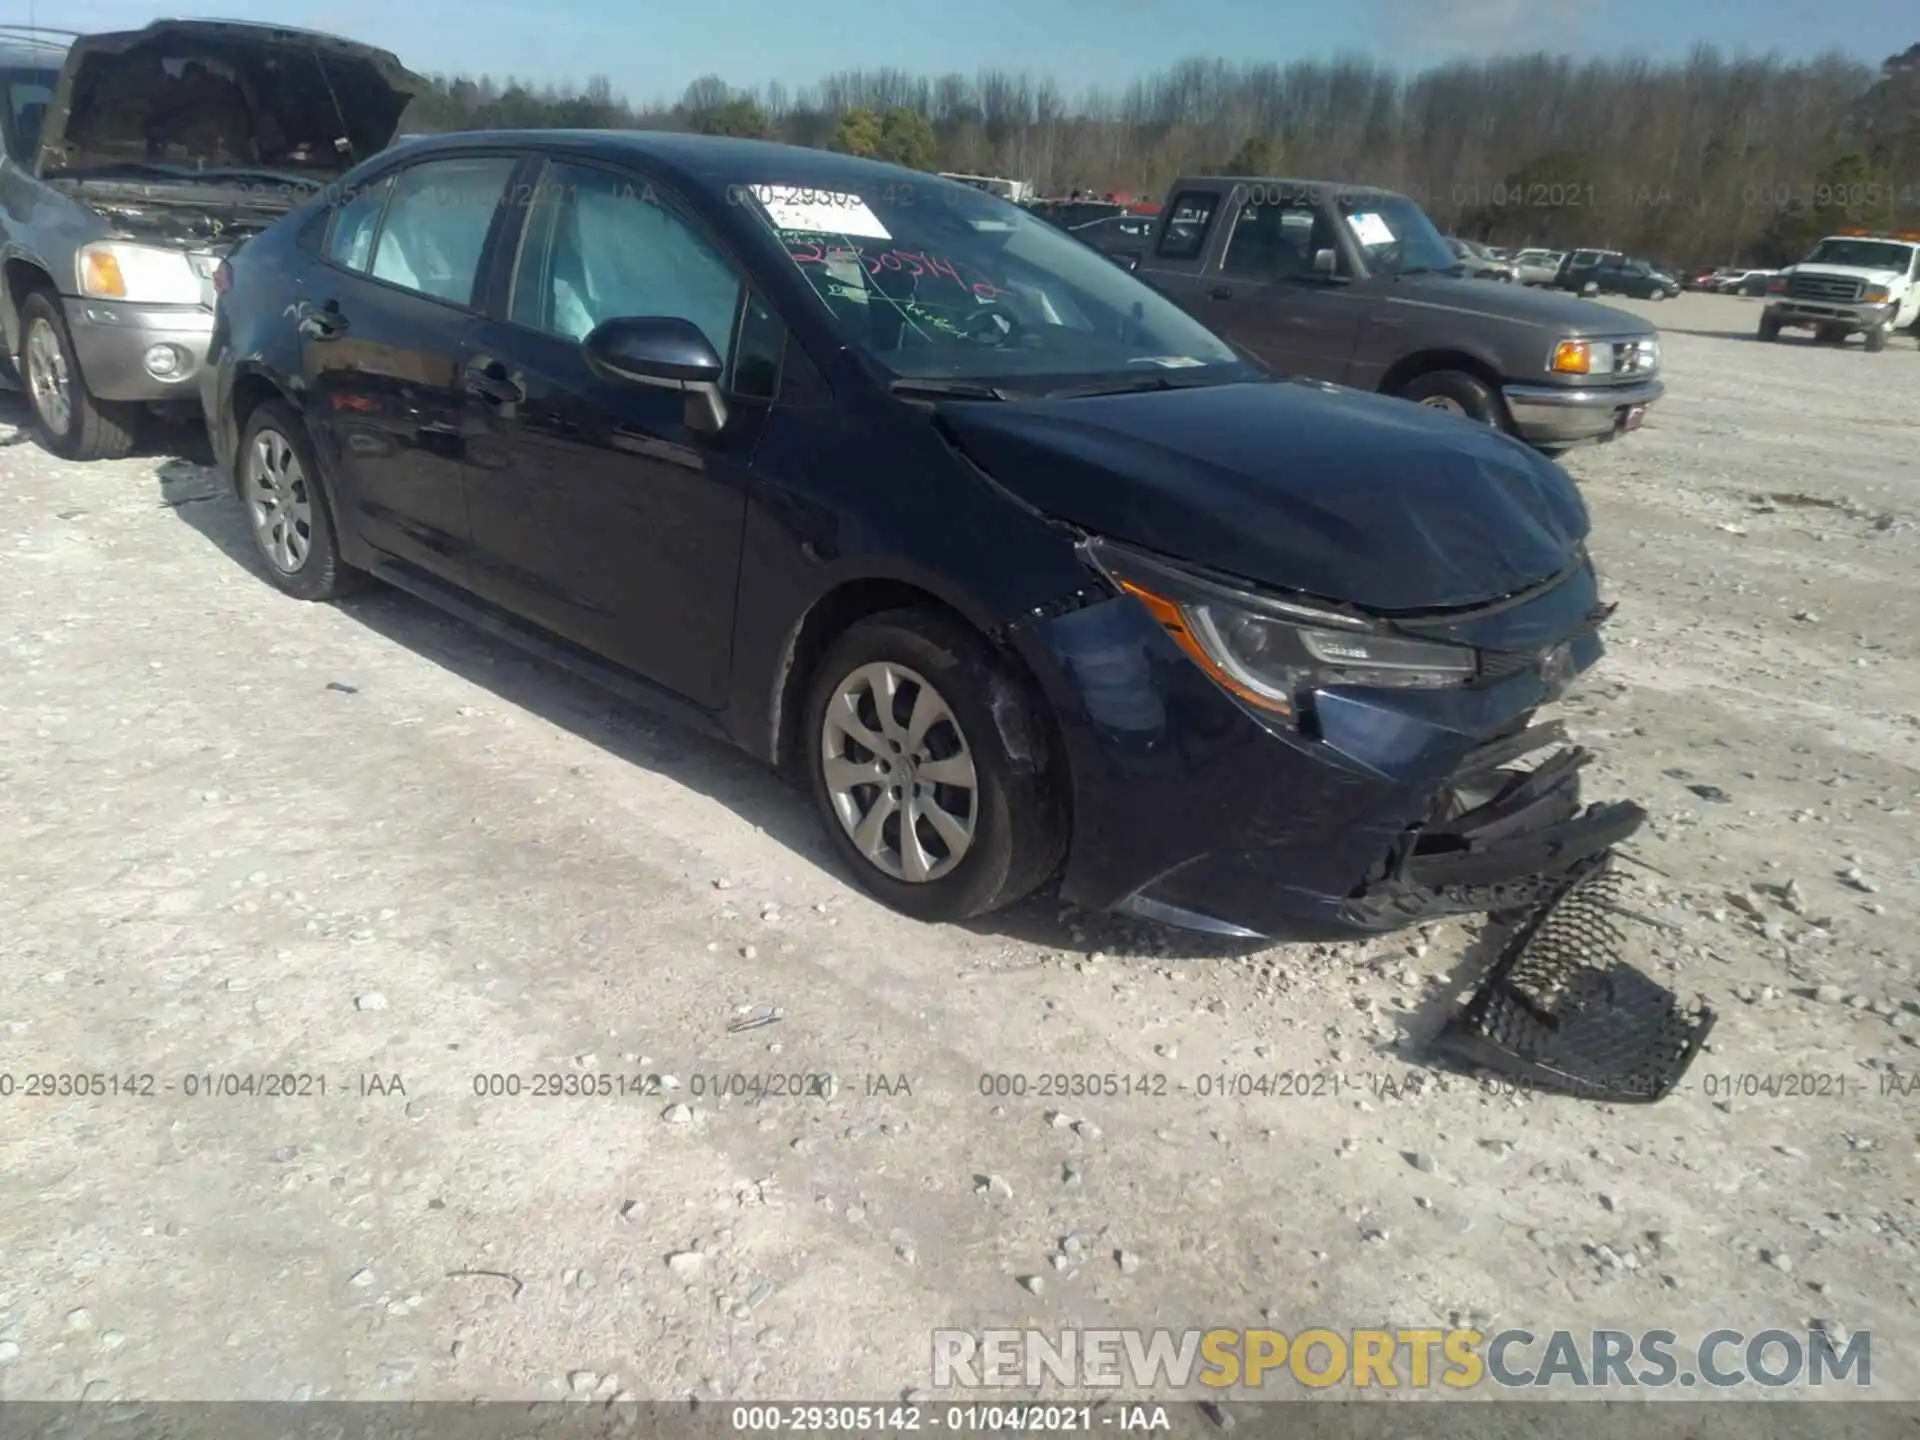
[1554,248,1624,293]
[1133,177,1662,453]
[0,18,423,459]
[1682,267,1722,291]
[1511,248,1565,286]
[1446,236,1517,281]
[1068,212,1155,267]
[1027,198,1126,229]
[1760,230,1920,351]
[1712,268,1775,295]
[1588,257,1680,300]
[205,136,1642,940]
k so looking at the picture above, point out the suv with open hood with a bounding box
[0,19,422,459]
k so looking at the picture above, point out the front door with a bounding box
[461,157,774,709]
[1193,195,1366,382]
[301,153,520,582]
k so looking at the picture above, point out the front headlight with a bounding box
[1863,284,1891,304]
[1085,538,1476,722]
[1549,338,1616,376]
[75,242,202,305]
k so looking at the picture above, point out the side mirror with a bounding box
[583,315,729,434]
[1312,248,1337,276]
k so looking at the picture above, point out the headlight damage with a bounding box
[1082,535,1476,724]
[1078,534,1713,1102]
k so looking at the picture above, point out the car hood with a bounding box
[938,378,1589,612]
[1787,263,1908,286]
[35,20,422,182]
[1386,274,1652,334]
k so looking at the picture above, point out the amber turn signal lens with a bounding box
[1550,339,1592,375]
[1115,578,1292,716]
[81,251,128,298]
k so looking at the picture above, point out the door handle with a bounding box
[298,300,347,340]
[1209,285,1233,300]
[463,360,524,406]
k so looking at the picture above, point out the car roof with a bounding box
[379,129,954,200]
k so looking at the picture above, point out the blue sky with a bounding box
[35,0,1911,101]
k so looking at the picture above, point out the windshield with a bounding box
[1802,239,1914,272]
[1336,193,1457,276]
[740,181,1252,390]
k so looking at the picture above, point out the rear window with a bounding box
[1155,191,1218,259]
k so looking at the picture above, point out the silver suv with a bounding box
[0,19,420,459]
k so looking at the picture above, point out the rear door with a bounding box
[301,150,524,582]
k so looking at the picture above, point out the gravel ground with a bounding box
[0,291,1916,1406]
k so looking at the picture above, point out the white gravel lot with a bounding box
[0,292,1916,1408]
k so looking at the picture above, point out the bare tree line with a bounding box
[404,44,1920,265]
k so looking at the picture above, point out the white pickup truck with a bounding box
[1760,231,1920,351]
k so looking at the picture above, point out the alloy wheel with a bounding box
[246,428,314,573]
[1420,395,1466,415]
[819,660,979,883]
[25,317,71,437]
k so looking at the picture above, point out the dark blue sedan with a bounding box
[202,129,1641,940]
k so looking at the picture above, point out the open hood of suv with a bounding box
[35,20,422,185]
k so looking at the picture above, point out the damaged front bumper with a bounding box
[1337,720,1646,930]
[1013,554,1646,943]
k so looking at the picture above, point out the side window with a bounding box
[1155,191,1217,260]
[509,160,743,365]
[325,174,392,273]
[1222,200,1322,280]
[4,71,54,163]
[731,290,784,400]
[369,155,517,306]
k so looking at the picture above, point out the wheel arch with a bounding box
[1379,348,1506,401]
[2,252,60,359]
[764,566,1069,799]
[226,368,299,497]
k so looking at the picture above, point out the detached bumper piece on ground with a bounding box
[1433,852,1716,1102]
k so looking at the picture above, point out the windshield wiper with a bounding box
[1041,374,1222,399]
[887,378,1012,401]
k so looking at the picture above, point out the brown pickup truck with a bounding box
[1131,177,1665,454]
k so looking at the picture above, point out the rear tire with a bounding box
[1395,369,1507,429]
[18,291,140,461]
[237,400,366,601]
[802,606,1067,924]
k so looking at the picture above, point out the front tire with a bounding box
[18,291,140,461]
[238,400,364,601]
[1758,315,1782,342]
[1864,324,1888,353]
[1396,369,1507,429]
[803,607,1067,924]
